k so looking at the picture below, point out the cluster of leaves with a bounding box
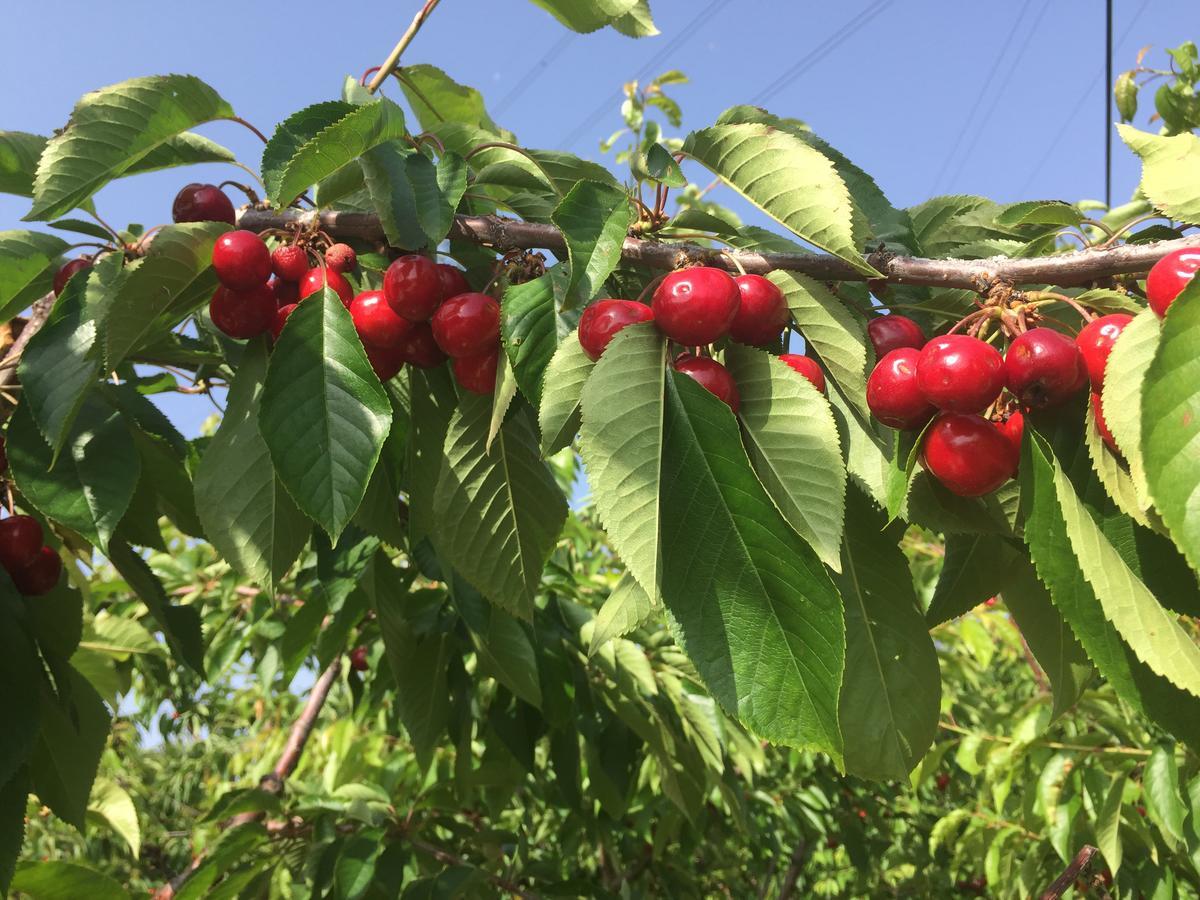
[1115,42,1200,135]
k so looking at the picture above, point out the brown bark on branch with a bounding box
[237,207,1200,290]
[1040,844,1099,900]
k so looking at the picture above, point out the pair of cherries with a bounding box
[0,515,61,596]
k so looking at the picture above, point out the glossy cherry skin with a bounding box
[350,290,414,349]
[454,350,499,395]
[651,267,741,346]
[437,264,471,300]
[172,183,236,225]
[349,645,369,672]
[11,545,62,596]
[1146,248,1200,317]
[995,411,1023,475]
[212,231,271,290]
[1004,327,1087,409]
[916,335,1005,413]
[209,284,276,339]
[366,343,406,382]
[1076,313,1133,390]
[867,348,935,430]
[779,353,826,393]
[922,413,1015,497]
[272,277,299,307]
[729,274,788,346]
[673,354,740,413]
[578,300,655,360]
[272,304,298,341]
[384,255,442,321]
[431,293,500,358]
[398,323,448,369]
[868,314,925,359]
[271,245,309,282]
[0,515,44,573]
[325,243,357,273]
[53,258,92,297]
[1091,391,1119,453]
[298,267,353,307]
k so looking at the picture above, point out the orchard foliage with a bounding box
[0,1,1199,893]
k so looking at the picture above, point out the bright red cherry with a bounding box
[1075,313,1132,390]
[578,300,655,360]
[453,350,499,395]
[171,183,236,225]
[272,304,298,341]
[0,515,44,573]
[673,354,740,413]
[922,413,1015,497]
[212,231,271,290]
[271,277,299,307]
[651,267,741,346]
[995,411,1023,475]
[384,255,442,321]
[349,645,369,672]
[366,343,406,382]
[1146,248,1200,317]
[53,258,92,297]
[298,267,353,307]
[779,353,826,393]
[868,314,925,359]
[729,274,788,346]
[436,264,471,300]
[867,348,935,430]
[350,290,415,349]
[916,335,1004,413]
[1004,328,1087,409]
[325,243,357,274]
[431,293,500,358]
[398,323,448,369]
[11,546,61,596]
[209,284,276,339]
[271,245,309,282]
[1092,391,1119,453]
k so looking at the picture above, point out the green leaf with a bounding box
[682,123,878,275]
[10,861,129,900]
[454,580,542,708]
[335,835,380,900]
[121,131,236,175]
[551,181,633,309]
[261,289,393,541]
[86,779,139,857]
[659,371,845,758]
[406,368,458,549]
[926,534,1022,625]
[526,0,639,32]
[1102,308,1158,504]
[0,769,30,893]
[203,787,282,823]
[78,611,160,658]
[0,230,69,322]
[645,143,685,186]
[501,266,576,408]
[432,396,566,619]
[995,200,1085,228]
[30,665,110,830]
[1118,125,1200,225]
[537,328,594,455]
[611,0,659,36]
[579,324,666,599]
[1086,389,1153,528]
[397,64,512,137]
[590,572,655,656]
[27,75,234,220]
[408,151,468,245]
[1096,771,1127,873]
[360,143,427,250]
[0,602,42,789]
[0,132,48,197]
[107,540,205,675]
[725,345,846,570]
[261,101,354,203]
[195,340,308,592]
[1144,744,1186,844]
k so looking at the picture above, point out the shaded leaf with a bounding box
[537,328,594,455]
[551,180,632,308]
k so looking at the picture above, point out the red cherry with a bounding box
[11,546,61,596]
[398,323,448,369]
[431,293,500,358]
[0,515,44,573]
[578,300,655,361]
[384,255,442,321]
[271,278,299,307]
[209,284,276,339]
[867,348,935,430]
[1004,327,1087,409]
[272,303,298,341]
[729,274,788,346]
[1075,313,1133,389]
[922,413,1015,497]
[935,773,950,792]
[1146,248,1200,317]
[825,837,839,850]
[436,264,472,300]
[53,259,91,297]
[212,231,271,290]
[1092,391,1119,453]
[366,343,406,382]
[779,353,826,393]
[349,645,369,672]
[453,350,499,395]
[673,354,740,413]
[271,245,309,282]
[868,314,926,359]
[298,267,353,307]
[651,267,741,346]
[325,243,357,274]
[171,183,236,225]
[995,411,1023,475]
[350,290,415,349]
[916,335,1005,413]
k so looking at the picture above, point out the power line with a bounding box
[1105,0,1114,208]
[494,32,576,116]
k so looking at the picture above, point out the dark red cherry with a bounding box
[53,259,91,297]
[0,515,43,573]
[1146,248,1200,317]
[366,343,406,382]
[11,546,62,596]
[453,350,499,395]
[922,413,1015,497]
[729,274,788,346]
[324,243,357,274]
[384,255,442,321]
[271,245,309,282]
[673,354,740,413]
[272,303,298,341]
[867,348,935,430]
[349,645,369,672]
[1075,313,1133,390]
[1004,327,1087,409]
[212,231,271,290]
[431,293,500,358]
[436,264,471,300]
[209,284,276,339]
[995,411,1023,475]
[1092,392,1119,453]
[350,290,414,349]
[651,267,741,346]
[779,353,826,393]
[867,314,925,359]
[272,277,299,307]
[172,183,236,226]
[298,266,353,307]
[916,335,1004,413]
[578,300,655,361]
[398,323,448,369]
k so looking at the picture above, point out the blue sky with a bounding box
[0,0,1189,436]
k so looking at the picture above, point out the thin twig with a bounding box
[1040,845,1098,900]
[366,0,443,94]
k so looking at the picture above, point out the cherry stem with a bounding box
[226,162,269,197]
[366,0,443,94]
[413,132,446,156]
[218,181,260,204]
[1023,291,1096,323]
[635,273,667,306]
[1098,212,1171,248]
[947,309,987,335]
[721,250,747,276]
[4,482,13,516]
[361,66,382,87]
[65,242,110,253]
[85,210,125,246]
[222,116,270,145]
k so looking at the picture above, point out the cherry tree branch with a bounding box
[237,208,1200,290]
[1040,844,1099,900]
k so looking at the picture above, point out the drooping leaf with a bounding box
[0,230,69,323]
[501,265,577,408]
[30,666,110,830]
[611,0,659,36]
[451,576,542,708]
[1118,125,1200,225]
[107,540,205,675]
[408,151,468,245]
[0,600,42,790]
[926,533,1023,625]
[1143,744,1187,844]
[590,572,655,656]
[86,779,140,857]
[1086,388,1153,528]
[1095,771,1127,874]
[397,64,513,138]
[551,180,633,308]
[406,368,459,553]
[0,132,48,198]
[1102,308,1158,504]
[360,143,427,250]
[0,768,30,893]
[526,0,640,33]
[9,861,129,900]
[537,328,594,455]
